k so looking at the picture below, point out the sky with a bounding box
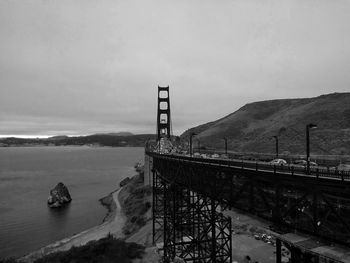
[1,0,350,137]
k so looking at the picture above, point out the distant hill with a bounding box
[0,134,155,147]
[93,132,134,136]
[181,93,350,155]
[49,135,69,141]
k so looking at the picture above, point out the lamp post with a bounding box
[306,123,317,174]
[145,138,150,152]
[189,132,197,157]
[223,137,228,155]
[272,136,279,158]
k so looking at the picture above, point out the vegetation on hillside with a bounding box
[181,93,350,156]
[35,235,144,263]
[0,236,144,263]
[0,259,17,263]
[119,171,152,236]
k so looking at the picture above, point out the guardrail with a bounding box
[147,151,350,181]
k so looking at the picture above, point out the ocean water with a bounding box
[0,146,144,258]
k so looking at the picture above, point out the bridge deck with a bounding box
[149,151,350,248]
[148,152,350,183]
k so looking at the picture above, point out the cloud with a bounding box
[1,0,350,136]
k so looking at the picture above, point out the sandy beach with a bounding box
[21,188,126,263]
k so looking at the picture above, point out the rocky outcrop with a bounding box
[47,182,72,208]
[134,161,144,173]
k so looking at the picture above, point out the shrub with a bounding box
[33,236,144,263]
[135,217,146,227]
[0,259,18,263]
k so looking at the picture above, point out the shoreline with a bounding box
[99,189,119,223]
[20,188,126,263]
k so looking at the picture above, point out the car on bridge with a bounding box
[337,164,350,171]
[270,158,287,165]
[293,159,317,167]
[193,152,201,158]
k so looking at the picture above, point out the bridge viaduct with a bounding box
[145,86,350,262]
[145,151,350,262]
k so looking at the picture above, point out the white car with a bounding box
[270,159,287,165]
[293,160,317,167]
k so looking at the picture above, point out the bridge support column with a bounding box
[152,168,232,263]
[144,154,153,186]
[211,197,217,263]
[276,238,282,263]
[152,168,164,245]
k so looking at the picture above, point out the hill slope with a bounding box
[181,93,350,155]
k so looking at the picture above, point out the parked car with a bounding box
[270,159,287,165]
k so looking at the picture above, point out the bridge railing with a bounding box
[146,151,350,181]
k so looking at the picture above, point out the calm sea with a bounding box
[0,146,144,259]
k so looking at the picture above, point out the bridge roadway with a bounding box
[154,152,350,181]
[148,151,350,248]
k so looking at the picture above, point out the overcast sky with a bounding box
[1,0,350,137]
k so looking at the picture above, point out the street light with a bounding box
[272,136,279,158]
[223,137,228,155]
[197,139,201,154]
[306,123,317,174]
[189,132,197,157]
[145,138,150,152]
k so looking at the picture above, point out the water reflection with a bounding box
[47,204,71,227]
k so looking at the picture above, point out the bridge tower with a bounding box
[144,86,172,186]
[157,86,171,140]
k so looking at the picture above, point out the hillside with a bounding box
[181,93,350,155]
[0,134,155,147]
[93,132,134,136]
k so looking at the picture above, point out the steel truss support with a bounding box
[153,168,164,245]
[150,153,350,247]
[276,237,344,263]
[153,169,232,263]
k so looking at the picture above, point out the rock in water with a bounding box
[47,182,72,208]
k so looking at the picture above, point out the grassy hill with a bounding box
[181,93,350,156]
